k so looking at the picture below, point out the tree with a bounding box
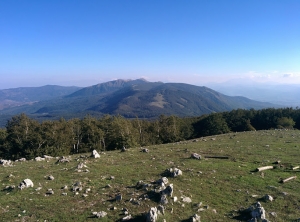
[277,117,295,129]
[196,113,230,137]
[5,114,40,159]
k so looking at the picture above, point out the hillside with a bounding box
[0,85,81,110]
[0,79,279,124]
[207,81,300,107]
[1,130,299,221]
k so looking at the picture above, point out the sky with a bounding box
[0,0,300,89]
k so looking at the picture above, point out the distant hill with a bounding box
[207,81,300,107]
[0,85,82,110]
[0,79,279,126]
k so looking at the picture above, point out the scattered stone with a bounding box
[136,180,146,189]
[35,157,45,161]
[47,175,54,180]
[122,215,132,221]
[121,146,126,152]
[167,167,183,177]
[270,212,277,217]
[4,185,15,191]
[57,156,70,163]
[91,149,100,158]
[264,194,273,202]
[43,155,53,160]
[160,194,168,205]
[62,192,67,196]
[157,205,165,215]
[92,211,107,218]
[61,185,68,190]
[110,175,115,180]
[18,179,34,190]
[115,194,122,201]
[191,153,201,160]
[72,181,82,192]
[142,148,149,153]
[0,159,13,166]
[46,189,54,195]
[161,184,173,197]
[181,196,192,203]
[190,214,201,222]
[146,207,158,222]
[172,196,178,202]
[35,187,42,191]
[15,158,26,162]
[250,202,266,220]
[105,184,112,188]
[122,208,129,214]
[212,209,217,214]
[77,162,88,169]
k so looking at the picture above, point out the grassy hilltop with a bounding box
[1,130,300,221]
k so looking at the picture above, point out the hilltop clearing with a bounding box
[1,130,300,221]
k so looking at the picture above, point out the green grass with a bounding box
[1,130,300,221]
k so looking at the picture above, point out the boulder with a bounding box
[0,159,13,166]
[191,153,201,160]
[91,149,100,158]
[166,167,182,177]
[47,175,54,180]
[146,207,158,222]
[157,205,165,215]
[92,211,107,218]
[77,162,87,169]
[35,157,45,161]
[264,194,273,202]
[18,179,34,190]
[122,215,132,221]
[46,188,54,195]
[182,196,192,203]
[72,181,82,192]
[160,194,168,205]
[15,158,26,162]
[161,183,173,197]
[156,177,168,186]
[190,214,201,222]
[57,156,70,163]
[43,155,53,160]
[142,148,149,153]
[250,202,266,220]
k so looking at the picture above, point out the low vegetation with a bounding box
[1,130,300,221]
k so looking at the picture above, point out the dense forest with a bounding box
[0,107,299,160]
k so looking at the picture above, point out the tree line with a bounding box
[0,107,299,160]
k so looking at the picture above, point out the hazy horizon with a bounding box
[1,0,299,89]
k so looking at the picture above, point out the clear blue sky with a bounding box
[0,0,299,89]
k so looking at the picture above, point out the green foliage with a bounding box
[2,108,300,160]
[195,113,230,137]
[276,117,295,129]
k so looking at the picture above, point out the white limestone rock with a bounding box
[91,149,100,158]
[18,179,34,190]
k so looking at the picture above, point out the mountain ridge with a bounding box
[0,79,280,125]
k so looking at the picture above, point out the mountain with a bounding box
[0,79,279,125]
[0,85,82,110]
[207,81,300,107]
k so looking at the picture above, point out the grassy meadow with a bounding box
[1,130,300,221]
